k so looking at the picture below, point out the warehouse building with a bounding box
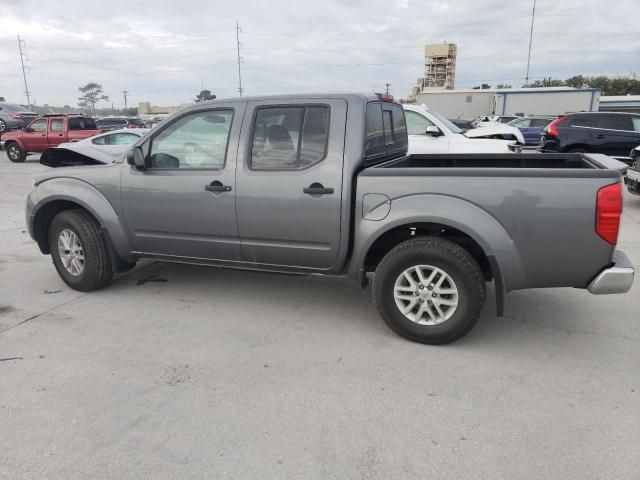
[599,95,640,114]
[413,87,601,118]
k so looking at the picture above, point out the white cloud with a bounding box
[0,0,638,107]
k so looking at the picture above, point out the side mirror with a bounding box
[127,147,147,170]
[426,125,442,137]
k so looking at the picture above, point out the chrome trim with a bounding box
[588,251,635,294]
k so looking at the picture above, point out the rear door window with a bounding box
[50,119,64,132]
[250,105,330,170]
[632,117,640,132]
[598,114,633,131]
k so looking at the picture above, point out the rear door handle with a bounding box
[205,180,232,192]
[303,182,334,195]
[596,134,605,139]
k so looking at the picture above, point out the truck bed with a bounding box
[355,152,626,293]
[377,153,626,174]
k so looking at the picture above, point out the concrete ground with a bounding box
[1,156,639,480]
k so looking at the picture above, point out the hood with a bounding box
[33,162,118,186]
[464,124,525,144]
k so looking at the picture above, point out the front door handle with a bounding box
[303,182,334,195]
[205,180,232,192]
[596,134,605,139]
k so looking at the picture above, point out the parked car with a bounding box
[474,115,521,127]
[25,93,634,345]
[40,128,149,167]
[0,103,39,133]
[1,115,102,162]
[538,112,640,163]
[625,146,640,195]
[404,105,523,153]
[508,116,555,145]
[96,117,148,130]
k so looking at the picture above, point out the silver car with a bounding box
[0,103,38,133]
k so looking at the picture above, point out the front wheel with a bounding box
[6,142,27,163]
[0,119,7,133]
[373,238,486,344]
[49,210,113,291]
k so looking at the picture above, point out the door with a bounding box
[47,118,65,147]
[595,114,640,157]
[21,118,48,151]
[121,104,244,261]
[235,99,347,270]
[404,110,450,154]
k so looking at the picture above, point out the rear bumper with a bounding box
[587,250,635,294]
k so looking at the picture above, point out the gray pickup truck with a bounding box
[26,94,635,344]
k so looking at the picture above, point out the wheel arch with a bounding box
[29,178,135,270]
[350,193,527,314]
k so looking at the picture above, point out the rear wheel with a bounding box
[49,210,113,291]
[373,238,486,344]
[0,119,6,133]
[6,142,27,163]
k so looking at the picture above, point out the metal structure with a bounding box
[17,35,32,111]
[236,20,243,97]
[423,42,457,90]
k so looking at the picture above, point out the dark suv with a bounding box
[538,112,640,163]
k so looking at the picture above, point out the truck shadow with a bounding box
[107,260,635,353]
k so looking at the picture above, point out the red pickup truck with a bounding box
[1,114,102,163]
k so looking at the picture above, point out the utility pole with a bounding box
[122,90,129,111]
[524,0,536,86]
[17,35,32,111]
[236,20,243,97]
[385,83,391,94]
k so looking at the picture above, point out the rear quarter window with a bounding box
[364,102,407,164]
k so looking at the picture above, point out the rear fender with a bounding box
[350,193,526,293]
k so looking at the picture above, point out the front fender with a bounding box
[349,193,526,292]
[26,177,133,262]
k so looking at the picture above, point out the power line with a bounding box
[236,20,243,97]
[17,35,32,110]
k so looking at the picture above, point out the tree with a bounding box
[565,75,587,89]
[496,84,512,89]
[472,84,492,90]
[0,96,5,102]
[195,90,216,102]
[77,83,109,114]
[526,78,565,88]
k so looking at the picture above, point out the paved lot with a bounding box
[1,156,639,479]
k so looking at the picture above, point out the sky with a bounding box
[0,0,638,109]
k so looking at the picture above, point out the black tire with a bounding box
[6,142,27,163]
[567,147,588,153]
[48,209,113,291]
[0,119,6,133]
[373,238,486,345]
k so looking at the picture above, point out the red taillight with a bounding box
[596,183,622,245]
[9,113,23,120]
[545,115,567,137]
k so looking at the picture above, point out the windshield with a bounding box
[428,109,464,134]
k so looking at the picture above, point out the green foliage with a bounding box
[523,75,640,95]
[195,90,217,102]
[78,82,109,114]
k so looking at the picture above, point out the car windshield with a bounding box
[427,109,463,134]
